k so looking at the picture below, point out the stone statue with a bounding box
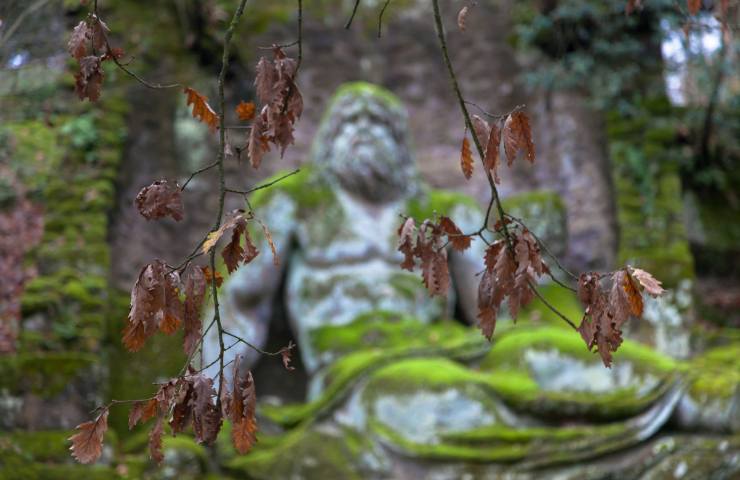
[205,83,740,479]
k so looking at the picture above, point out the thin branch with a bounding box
[377,0,392,38]
[180,161,218,191]
[465,101,525,120]
[225,168,300,196]
[345,0,362,29]
[223,330,289,356]
[432,0,577,331]
[211,0,250,406]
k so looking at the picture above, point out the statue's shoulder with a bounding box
[250,166,333,210]
[405,186,480,220]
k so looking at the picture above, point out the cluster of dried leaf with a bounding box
[248,46,304,169]
[398,216,472,296]
[467,111,535,183]
[577,267,664,366]
[67,15,123,101]
[66,2,303,463]
[71,355,258,464]
[399,101,666,368]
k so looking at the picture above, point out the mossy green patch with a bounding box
[0,352,96,396]
[405,188,479,221]
[688,343,740,400]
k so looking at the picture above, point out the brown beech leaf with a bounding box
[128,402,144,430]
[184,87,219,131]
[90,15,109,51]
[460,136,474,179]
[122,261,167,352]
[202,213,246,254]
[477,305,497,341]
[183,266,206,355]
[221,218,247,274]
[630,267,665,297]
[243,228,260,264]
[68,21,90,59]
[259,221,279,266]
[397,217,416,271]
[622,270,644,317]
[439,216,471,252]
[471,115,490,147]
[457,5,470,31]
[161,272,183,334]
[687,0,701,15]
[231,357,258,454]
[236,101,256,121]
[135,180,184,222]
[69,408,109,464]
[255,56,277,104]
[169,380,193,435]
[191,374,222,444]
[75,56,104,102]
[248,110,270,169]
[202,266,223,288]
[416,223,449,297]
[503,111,535,166]
[281,341,296,371]
[484,123,502,183]
[149,416,164,464]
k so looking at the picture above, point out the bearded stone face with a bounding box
[311,84,419,203]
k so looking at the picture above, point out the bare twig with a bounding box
[225,168,300,196]
[377,0,392,38]
[345,0,362,29]
[180,161,218,191]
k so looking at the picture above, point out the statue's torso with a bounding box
[285,189,449,373]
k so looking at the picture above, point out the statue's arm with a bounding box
[204,186,298,375]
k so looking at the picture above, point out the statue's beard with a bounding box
[328,140,414,203]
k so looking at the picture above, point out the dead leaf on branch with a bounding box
[135,180,184,222]
[75,56,104,102]
[69,408,109,464]
[471,115,490,145]
[475,230,547,340]
[630,267,665,297]
[259,220,279,266]
[503,111,535,166]
[149,416,164,464]
[68,21,90,59]
[460,136,474,179]
[457,5,470,31]
[236,101,256,121]
[184,87,219,131]
[576,267,664,367]
[202,212,246,254]
[122,261,184,351]
[484,122,502,183]
[248,47,303,168]
[183,266,207,356]
[439,216,471,252]
[230,357,258,454]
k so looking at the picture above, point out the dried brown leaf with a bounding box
[235,101,256,121]
[397,217,416,271]
[503,111,535,166]
[75,56,104,102]
[460,136,474,179]
[68,21,90,59]
[149,416,164,464]
[484,123,502,183]
[259,221,279,266]
[439,216,471,252]
[457,5,470,31]
[630,267,665,297]
[184,87,219,131]
[69,408,108,464]
[135,180,184,222]
[183,266,206,355]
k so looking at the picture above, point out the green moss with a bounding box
[688,343,740,399]
[0,352,96,396]
[249,166,334,213]
[481,326,678,373]
[406,189,479,220]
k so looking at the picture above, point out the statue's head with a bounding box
[311,82,419,202]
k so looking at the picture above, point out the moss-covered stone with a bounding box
[0,352,96,396]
